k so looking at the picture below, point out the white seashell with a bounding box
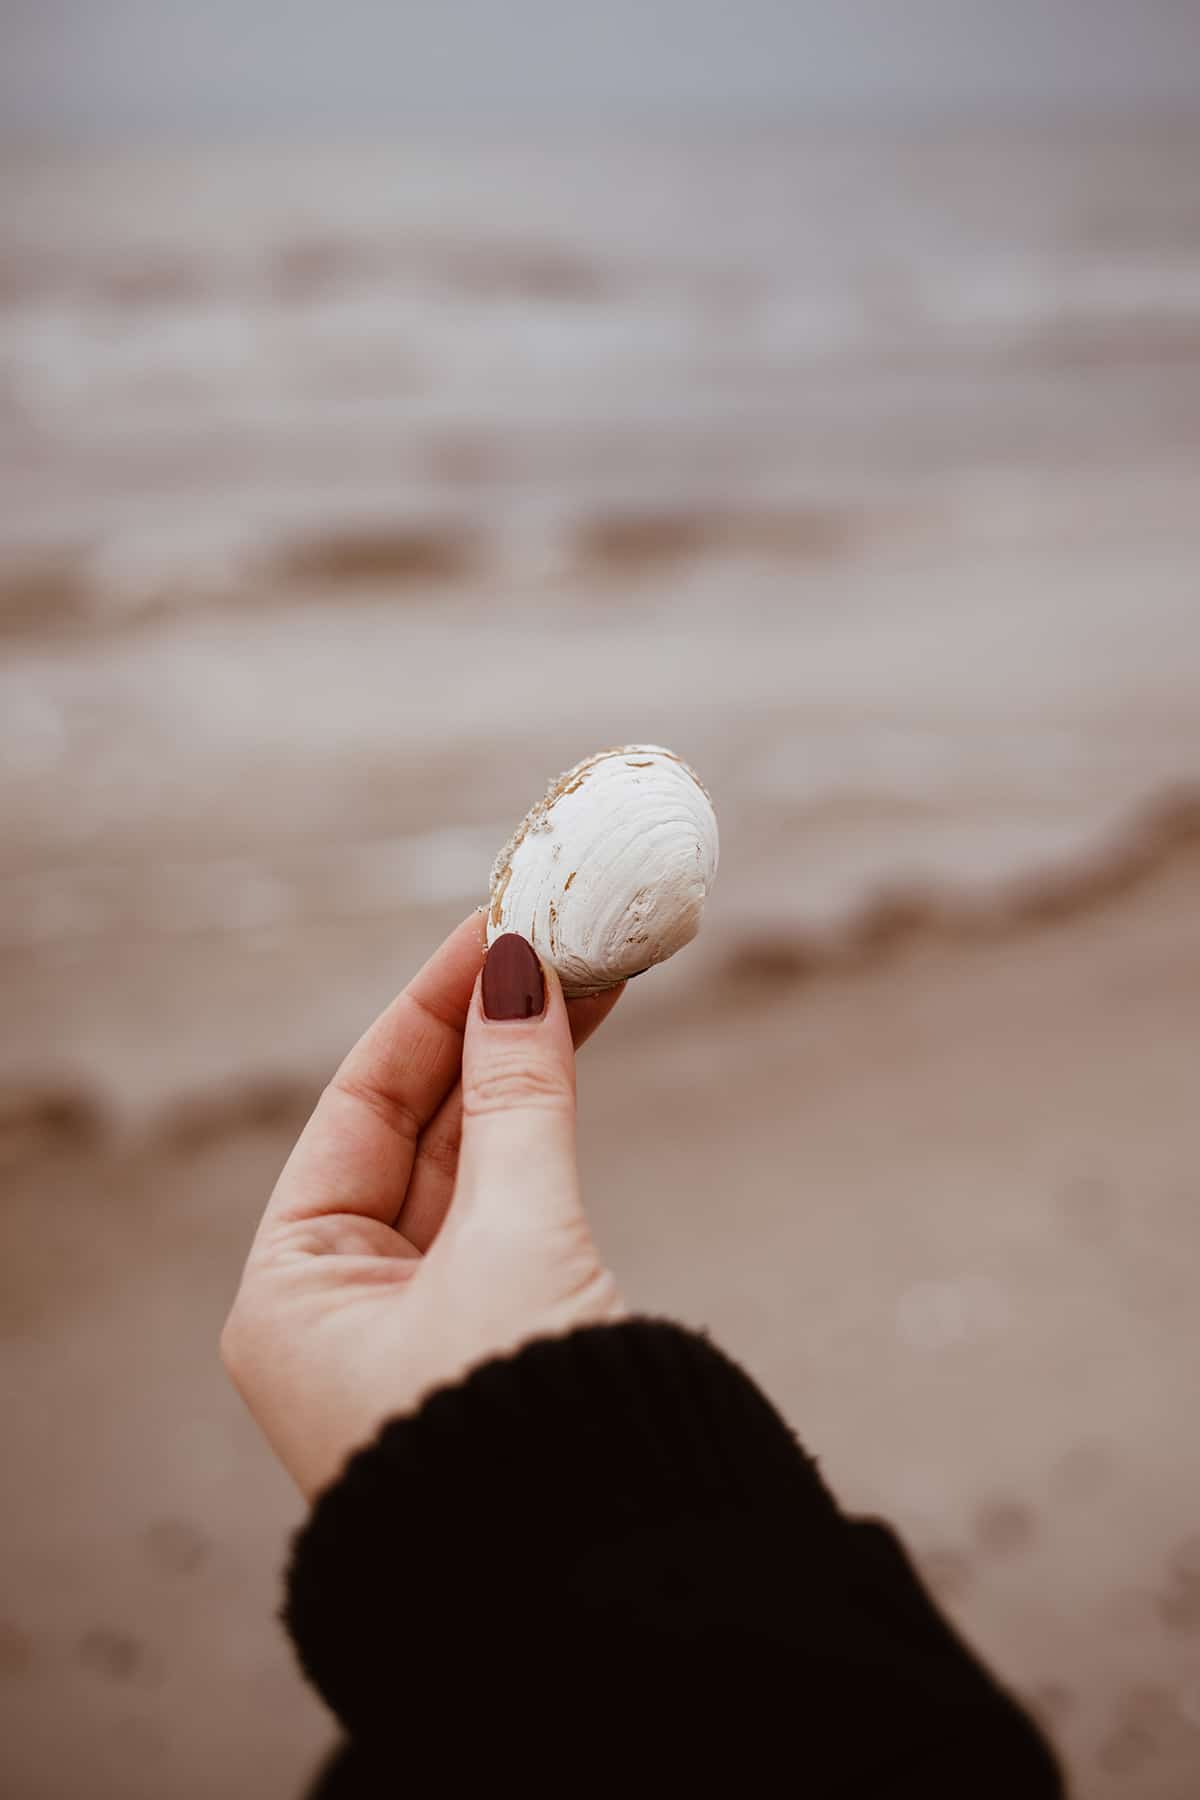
[487,745,718,996]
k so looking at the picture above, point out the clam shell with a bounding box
[487,745,718,996]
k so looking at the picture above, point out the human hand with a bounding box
[221,915,624,1499]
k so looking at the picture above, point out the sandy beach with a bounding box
[3,125,1200,1796]
[5,833,1200,1797]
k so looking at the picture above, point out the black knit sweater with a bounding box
[286,1320,1062,1796]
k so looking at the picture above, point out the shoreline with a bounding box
[4,779,1199,1163]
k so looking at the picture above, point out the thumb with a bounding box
[452,932,583,1232]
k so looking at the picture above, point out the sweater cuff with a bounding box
[284,1318,839,1738]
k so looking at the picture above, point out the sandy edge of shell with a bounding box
[487,744,710,932]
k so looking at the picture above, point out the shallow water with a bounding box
[3,124,1199,1118]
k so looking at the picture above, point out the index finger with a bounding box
[259,910,486,1237]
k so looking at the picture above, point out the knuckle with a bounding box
[327,1071,424,1148]
[416,1124,461,1182]
[463,1056,573,1117]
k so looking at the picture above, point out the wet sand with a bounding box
[3,837,1200,1798]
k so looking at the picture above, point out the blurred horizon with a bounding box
[5,0,1200,143]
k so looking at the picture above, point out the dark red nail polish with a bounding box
[482,933,545,1020]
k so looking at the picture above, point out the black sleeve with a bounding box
[285,1319,1063,1797]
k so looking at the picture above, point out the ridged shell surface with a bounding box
[487,745,718,996]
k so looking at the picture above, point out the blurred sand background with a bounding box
[3,111,1200,1799]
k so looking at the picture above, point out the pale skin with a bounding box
[221,912,625,1500]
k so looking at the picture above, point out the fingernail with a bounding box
[482,933,546,1020]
